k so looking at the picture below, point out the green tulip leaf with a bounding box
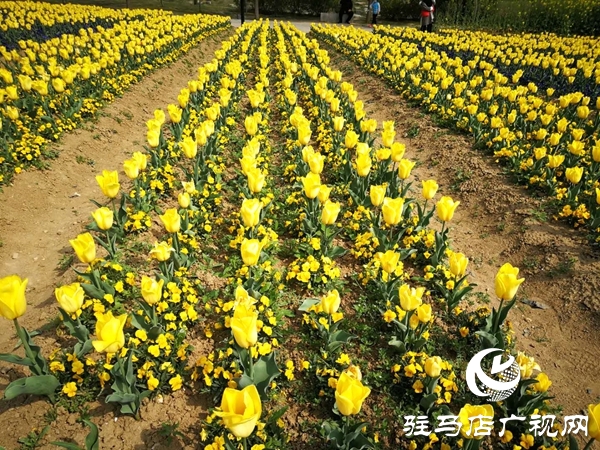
[419,393,438,412]
[81,283,106,300]
[4,375,60,400]
[105,392,138,404]
[74,340,94,359]
[568,434,580,450]
[0,353,33,366]
[250,353,280,399]
[388,338,407,354]
[298,298,320,311]
[83,419,100,450]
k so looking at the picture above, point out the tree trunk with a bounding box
[125,0,130,8]
[254,0,259,19]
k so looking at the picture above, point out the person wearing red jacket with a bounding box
[419,0,436,32]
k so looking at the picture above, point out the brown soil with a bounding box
[0,31,230,449]
[322,43,600,416]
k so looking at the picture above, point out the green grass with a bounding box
[46,0,238,16]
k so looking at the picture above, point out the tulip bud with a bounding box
[320,289,341,314]
[55,282,84,314]
[398,159,415,180]
[91,207,114,231]
[241,239,262,266]
[69,232,96,264]
[95,170,120,199]
[436,196,460,222]
[370,185,386,207]
[240,198,262,228]
[424,356,442,378]
[302,172,321,199]
[123,159,140,179]
[381,197,405,226]
[149,241,174,262]
[495,263,525,300]
[159,208,181,234]
[0,275,28,320]
[181,136,198,159]
[335,372,371,416]
[321,200,341,225]
[421,179,439,200]
[141,276,164,306]
[92,311,127,353]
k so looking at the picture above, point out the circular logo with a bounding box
[466,348,521,402]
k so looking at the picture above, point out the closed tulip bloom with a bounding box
[241,198,262,228]
[320,289,341,314]
[417,303,432,323]
[55,283,84,314]
[215,385,262,438]
[154,108,166,125]
[149,241,174,262]
[297,123,312,145]
[181,136,197,159]
[317,185,332,204]
[91,207,114,231]
[6,106,19,120]
[422,180,439,200]
[92,311,127,353]
[534,373,552,393]
[231,304,258,348]
[96,170,120,199]
[241,239,262,266]
[596,188,600,205]
[301,145,315,163]
[356,153,371,177]
[0,275,28,320]
[345,130,359,149]
[240,156,257,176]
[436,196,460,222]
[308,153,325,175]
[577,105,590,119]
[147,129,160,148]
[381,197,405,226]
[302,172,321,199]
[382,129,395,147]
[141,276,164,306]
[52,78,65,93]
[588,403,600,441]
[399,284,424,311]
[391,142,406,162]
[565,166,583,184]
[398,159,416,180]
[195,129,207,146]
[178,192,191,209]
[449,252,468,277]
[379,250,400,274]
[247,168,265,194]
[548,133,562,146]
[333,116,345,132]
[123,159,139,179]
[458,404,494,439]
[370,185,386,207]
[18,75,32,91]
[245,116,258,136]
[335,372,371,416]
[160,208,181,234]
[168,104,182,123]
[547,154,565,168]
[321,200,341,225]
[424,356,442,378]
[593,143,600,162]
[495,263,525,300]
[376,148,391,161]
[70,232,96,264]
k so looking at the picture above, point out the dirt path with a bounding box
[322,42,600,414]
[0,32,231,349]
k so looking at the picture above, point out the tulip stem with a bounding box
[242,437,248,450]
[14,319,40,375]
[583,438,595,450]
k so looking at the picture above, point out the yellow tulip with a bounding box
[302,172,321,199]
[317,185,332,204]
[335,371,371,416]
[301,145,315,163]
[18,75,32,91]
[241,239,262,266]
[247,168,265,194]
[548,133,562,146]
[231,304,258,349]
[147,129,160,148]
[534,147,547,160]
[458,404,494,439]
[596,188,600,205]
[495,263,525,300]
[547,154,565,168]
[308,153,325,175]
[356,153,371,177]
[320,289,341,314]
[424,356,442,378]
[178,192,191,209]
[398,159,415,180]
[92,311,127,354]
[141,276,164,306]
[69,232,96,264]
[195,128,207,146]
[154,109,165,125]
[592,143,600,163]
[240,156,257,176]
[378,250,400,274]
[588,403,600,441]
[381,197,405,226]
[399,284,424,311]
[181,136,197,159]
[345,130,358,149]
[422,180,439,200]
[370,185,386,207]
[149,241,174,262]
[534,373,552,393]
[391,142,406,162]
[449,252,468,277]
[91,207,114,231]
[52,78,65,93]
[297,123,312,145]
[382,129,395,148]
[577,105,590,119]
[321,200,341,225]
[96,170,120,199]
[376,148,391,161]
[417,303,432,323]
[159,208,181,234]
[167,104,182,123]
[0,275,28,320]
[55,283,84,314]
[333,116,345,132]
[215,385,261,438]
[565,166,583,184]
[436,196,460,222]
[245,116,258,136]
[241,198,262,228]
[123,159,139,179]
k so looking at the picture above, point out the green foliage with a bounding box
[258,0,339,15]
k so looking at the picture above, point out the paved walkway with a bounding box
[230,18,373,33]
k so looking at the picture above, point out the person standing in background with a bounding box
[419,0,435,32]
[371,0,381,26]
[339,0,354,24]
